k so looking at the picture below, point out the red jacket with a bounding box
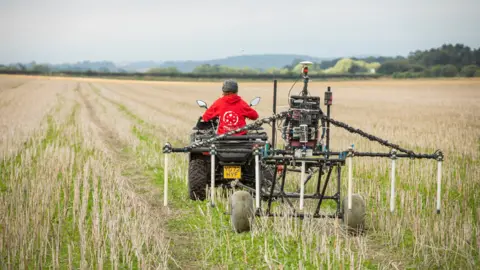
[202,94,259,135]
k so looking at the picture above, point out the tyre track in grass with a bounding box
[95,82,194,125]
[76,83,122,150]
[76,82,165,204]
[108,82,201,111]
[84,81,202,269]
[75,82,179,266]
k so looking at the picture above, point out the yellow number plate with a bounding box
[223,166,241,179]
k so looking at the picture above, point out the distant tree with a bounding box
[32,64,51,73]
[348,63,369,74]
[99,67,110,73]
[17,63,27,71]
[475,69,480,77]
[147,67,180,74]
[430,65,444,77]
[409,64,425,73]
[377,60,410,75]
[319,58,342,69]
[460,65,478,77]
[441,64,458,77]
[474,48,480,66]
[407,43,477,69]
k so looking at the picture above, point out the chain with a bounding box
[322,116,415,155]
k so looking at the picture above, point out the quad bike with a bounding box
[186,97,275,202]
[163,61,444,234]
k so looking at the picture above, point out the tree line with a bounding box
[376,44,480,78]
[1,44,478,79]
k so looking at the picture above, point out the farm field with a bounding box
[0,75,479,269]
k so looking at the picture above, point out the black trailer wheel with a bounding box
[342,194,366,233]
[188,158,209,200]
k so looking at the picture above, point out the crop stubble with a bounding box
[0,75,479,269]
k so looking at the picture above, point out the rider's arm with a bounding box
[242,103,259,120]
[202,101,218,121]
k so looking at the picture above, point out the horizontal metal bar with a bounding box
[270,150,439,160]
[195,134,268,141]
[171,148,439,160]
[270,150,343,156]
[263,161,345,167]
[282,193,338,200]
[171,148,255,153]
[264,156,346,163]
[257,212,342,219]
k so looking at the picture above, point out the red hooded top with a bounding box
[202,94,259,135]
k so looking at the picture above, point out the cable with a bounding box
[287,75,302,106]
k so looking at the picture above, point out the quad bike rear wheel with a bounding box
[342,193,366,233]
[188,158,209,200]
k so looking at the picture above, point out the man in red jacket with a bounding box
[202,79,259,135]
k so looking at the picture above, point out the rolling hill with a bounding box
[156,54,329,72]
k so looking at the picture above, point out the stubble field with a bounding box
[0,75,479,269]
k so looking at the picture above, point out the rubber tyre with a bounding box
[230,191,254,233]
[188,159,209,200]
[342,193,366,233]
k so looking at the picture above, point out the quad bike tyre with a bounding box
[342,193,366,233]
[188,158,209,200]
[230,191,254,233]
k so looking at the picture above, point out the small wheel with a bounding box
[342,194,366,233]
[188,158,208,200]
[230,191,254,233]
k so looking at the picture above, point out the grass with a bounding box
[0,91,169,269]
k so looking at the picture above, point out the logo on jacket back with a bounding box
[223,111,239,126]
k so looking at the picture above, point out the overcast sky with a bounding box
[1,0,479,64]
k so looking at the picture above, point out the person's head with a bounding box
[222,79,238,96]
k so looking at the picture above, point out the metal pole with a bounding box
[326,87,331,154]
[272,79,277,149]
[255,148,261,209]
[300,161,306,210]
[164,154,169,206]
[390,150,397,213]
[210,145,216,207]
[347,147,353,210]
[336,165,341,214]
[436,153,443,214]
[302,74,309,96]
